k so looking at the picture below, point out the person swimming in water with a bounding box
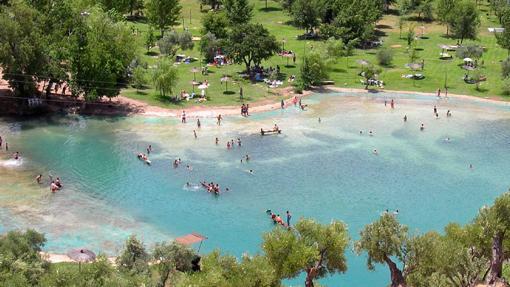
[215,137,219,145]
[36,174,42,184]
[403,115,407,122]
[318,117,321,123]
[369,131,373,136]
[420,123,425,131]
[247,169,254,175]
[373,149,378,155]
[245,154,250,161]
[194,130,197,139]
[13,152,20,160]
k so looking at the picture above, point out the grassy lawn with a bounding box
[121,0,510,109]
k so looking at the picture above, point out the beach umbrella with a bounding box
[190,67,200,81]
[356,59,369,66]
[220,76,231,92]
[463,58,473,62]
[405,63,422,71]
[282,52,294,66]
[67,248,96,271]
[197,84,208,90]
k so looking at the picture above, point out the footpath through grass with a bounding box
[122,0,510,109]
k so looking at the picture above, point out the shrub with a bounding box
[377,47,394,66]
[501,57,510,79]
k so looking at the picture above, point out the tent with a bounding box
[175,233,208,252]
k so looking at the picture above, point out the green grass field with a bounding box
[122,0,510,108]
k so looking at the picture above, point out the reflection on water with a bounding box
[1,92,510,286]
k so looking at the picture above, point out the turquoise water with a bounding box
[1,92,510,286]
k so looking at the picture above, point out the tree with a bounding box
[474,192,510,284]
[436,0,458,35]
[116,235,150,274]
[496,10,510,55]
[145,0,182,36]
[449,0,480,44]
[501,57,510,79]
[291,0,320,34]
[180,251,278,286]
[223,0,253,25]
[152,60,179,97]
[0,2,49,97]
[0,230,48,285]
[131,67,148,91]
[263,218,349,287]
[200,11,228,39]
[324,37,347,64]
[355,213,408,287]
[199,32,221,63]
[153,242,197,287]
[158,31,194,57]
[99,0,130,14]
[199,0,221,10]
[377,47,394,66]
[128,0,144,16]
[145,26,156,53]
[455,45,484,61]
[223,23,279,73]
[298,51,329,89]
[68,7,136,101]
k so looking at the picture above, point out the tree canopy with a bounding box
[223,23,279,73]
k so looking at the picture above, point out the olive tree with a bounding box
[263,218,349,287]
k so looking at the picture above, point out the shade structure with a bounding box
[67,248,96,263]
[356,59,369,66]
[220,76,231,92]
[197,84,208,90]
[463,58,473,62]
[190,67,200,81]
[405,63,422,71]
[176,233,208,245]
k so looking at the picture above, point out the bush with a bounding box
[456,45,483,60]
[299,52,329,89]
[502,78,510,95]
[377,47,394,66]
[502,58,510,79]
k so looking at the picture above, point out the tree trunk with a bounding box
[384,256,406,287]
[486,232,504,284]
[305,249,326,287]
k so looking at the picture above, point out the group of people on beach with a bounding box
[241,104,250,117]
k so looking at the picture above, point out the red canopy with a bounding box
[175,233,207,245]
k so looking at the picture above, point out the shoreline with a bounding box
[40,252,116,264]
[114,86,510,118]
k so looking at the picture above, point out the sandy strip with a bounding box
[40,252,116,264]
[115,86,312,118]
[115,86,510,118]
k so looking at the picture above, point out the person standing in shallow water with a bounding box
[286,211,292,227]
[197,118,201,128]
[217,114,222,125]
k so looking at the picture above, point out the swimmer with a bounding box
[36,174,42,184]
[148,145,152,153]
[245,154,250,161]
[237,138,241,147]
[447,110,451,117]
[444,137,450,142]
[247,169,254,175]
[403,115,407,122]
[420,123,425,131]
[393,209,399,215]
[369,131,373,136]
[50,181,58,193]
[359,130,363,135]
[197,118,201,128]
[194,130,197,139]
[13,152,20,160]
[225,187,229,192]
[215,137,219,145]
[227,141,231,149]
[433,105,437,114]
[186,182,191,187]
[318,117,321,123]
[469,164,473,169]
[173,159,179,168]
[186,165,193,171]
[435,113,439,119]
[373,149,378,155]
